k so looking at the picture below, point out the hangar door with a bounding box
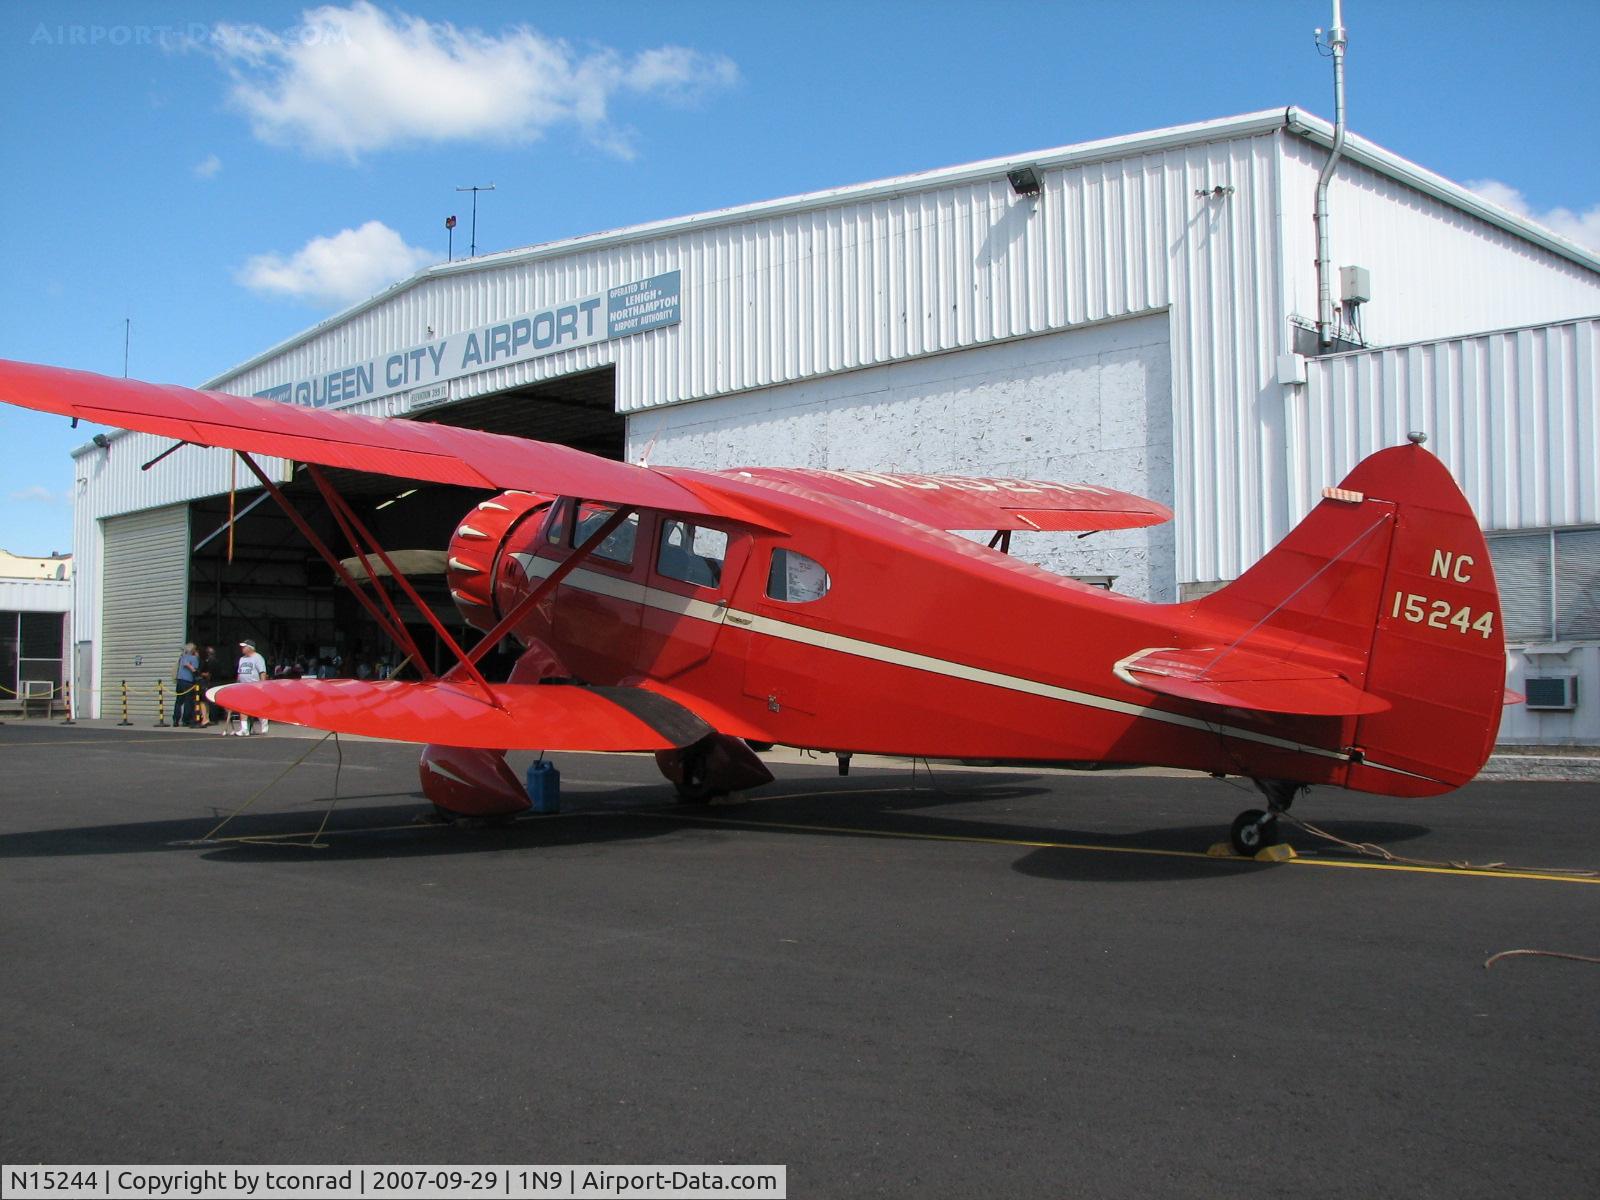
[101,504,190,721]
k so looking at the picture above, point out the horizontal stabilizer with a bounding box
[209,678,713,751]
[1117,647,1391,717]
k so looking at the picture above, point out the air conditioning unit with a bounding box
[1523,676,1578,711]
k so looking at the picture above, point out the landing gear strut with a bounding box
[1229,778,1306,858]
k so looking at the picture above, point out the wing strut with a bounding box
[234,448,631,708]
[305,464,501,709]
[233,451,434,668]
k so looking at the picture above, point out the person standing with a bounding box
[230,639,269,736]
[197,645,219,727]
[173,643,201,728]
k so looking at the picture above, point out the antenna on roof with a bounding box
[454,183,497,258]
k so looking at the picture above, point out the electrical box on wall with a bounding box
[1340,265,1372,305]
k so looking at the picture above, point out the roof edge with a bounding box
[203,109,1296,389]
[1282,107,1600,274]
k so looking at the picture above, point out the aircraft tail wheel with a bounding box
[1230,808,1279,857]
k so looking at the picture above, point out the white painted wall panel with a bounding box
[627,315,1176,600]
[0,579,71,613]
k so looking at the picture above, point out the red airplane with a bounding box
[1,359,1509,855]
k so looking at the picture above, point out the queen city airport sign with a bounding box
[252,271,681,409]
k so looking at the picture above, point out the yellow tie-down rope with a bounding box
[176,731,347,850]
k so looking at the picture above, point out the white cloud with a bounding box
[237,220,433,307]
[1465,179,1600,252]
[194,153,223,179]
[211,2,740,160]
[9,486,71,506]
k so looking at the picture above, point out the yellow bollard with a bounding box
[118,679,132,726]
[155,678,169,727]
[61,679,74,725]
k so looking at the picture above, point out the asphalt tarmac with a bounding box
[2,722,1596,1198]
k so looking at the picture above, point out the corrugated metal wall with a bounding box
[1279,138,1600,349]
[1286,317,1599,530]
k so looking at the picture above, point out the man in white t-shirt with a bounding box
[230,639,270,736]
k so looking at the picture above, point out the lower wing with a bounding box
[208,678,712,751]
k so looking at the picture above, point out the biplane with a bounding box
[0,359,1509,855]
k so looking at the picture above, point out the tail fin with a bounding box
[1194,444,1506,796]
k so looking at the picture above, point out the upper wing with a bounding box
[210,678,713,751]
[0,359,769,525]
[707,466,1171,532]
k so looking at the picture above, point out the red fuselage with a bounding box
[468,470,1454,798]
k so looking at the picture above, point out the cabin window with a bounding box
[573,503,638,565]
[766,548,831,603]
[657,520,727,588]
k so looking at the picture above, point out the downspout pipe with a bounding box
[1314,1,1347,352]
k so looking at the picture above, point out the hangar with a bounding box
[68,108,1600,742]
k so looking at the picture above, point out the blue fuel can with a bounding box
[525,760,561,814]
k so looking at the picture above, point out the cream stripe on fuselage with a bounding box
[510,553,1434,782]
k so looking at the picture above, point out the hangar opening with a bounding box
[181,366,619,678]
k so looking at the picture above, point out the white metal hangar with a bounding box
[70,108,1600,743]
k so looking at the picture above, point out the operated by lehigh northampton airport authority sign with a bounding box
[251,270,682,411]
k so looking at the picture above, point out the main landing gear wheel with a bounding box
[672,749,727,804]
[1230,809,1279,857]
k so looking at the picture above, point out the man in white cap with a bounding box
[230,639,269,736]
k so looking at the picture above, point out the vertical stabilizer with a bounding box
[1195,445,1505,796]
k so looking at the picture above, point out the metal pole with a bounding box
[1314,0,1348,352]
[455,184,495,257]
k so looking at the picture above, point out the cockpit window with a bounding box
[657,520,727,588]
[766,548,831,603]
[573,503,638,565]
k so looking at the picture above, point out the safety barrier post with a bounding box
[118,679,132,726]
[155,679,169,727]
[61,679,75,725]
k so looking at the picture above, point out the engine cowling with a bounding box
[445,490,553,631]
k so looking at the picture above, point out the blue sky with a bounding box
[3,0,1597,555]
